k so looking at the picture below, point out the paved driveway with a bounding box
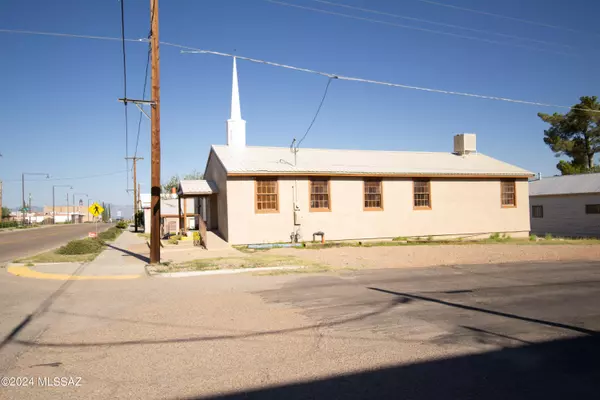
[0,260,598,399]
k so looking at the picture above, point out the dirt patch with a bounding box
[148,254,325,273]
[271,244,600,269]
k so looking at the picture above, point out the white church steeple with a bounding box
[226,57,246,147]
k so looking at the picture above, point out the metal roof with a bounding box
[529,173,600,196]
[178,180,219,195]
[211,145,533,177]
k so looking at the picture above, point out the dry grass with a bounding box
[150,254,324,273]
[288,236,600,250]
[15,251,98,263]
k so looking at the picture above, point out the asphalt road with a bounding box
[0,259,598,399]
[0,224,111,264]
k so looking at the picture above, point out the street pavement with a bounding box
[0,223,111,264]
[0,258,598,399]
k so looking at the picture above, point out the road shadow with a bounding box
[367,287,598,336]
[13,298,405,348]
[105,243,150,264]
[185,334,600,399]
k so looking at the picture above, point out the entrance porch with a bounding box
[177,180,221,249]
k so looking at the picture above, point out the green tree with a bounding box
[161,171,204,196]
[161,174,180,195]
[1,206,11,219]
[101,202,108,222]
[539,96,600,175]
[183,170,204,180]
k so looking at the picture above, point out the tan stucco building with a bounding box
[200,143,532,245]
[177,58,533,245]
[529,174,600,237]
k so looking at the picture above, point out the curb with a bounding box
[6,265,142,280]
[149,265,307,278]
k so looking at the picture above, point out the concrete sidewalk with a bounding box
[80,231,148,277]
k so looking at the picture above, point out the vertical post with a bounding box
[183,198,187,232]
[52,186,55,224]
[21,173,25,225]
[178,194,182,234]
[133,158,137,232]
[66,193,69,224]
[150,0,161,264]
[88,199,91,223]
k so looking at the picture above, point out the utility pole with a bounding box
[150,0,161,263]
[125,156,143,232]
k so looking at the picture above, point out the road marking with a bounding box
[6,266,141,281]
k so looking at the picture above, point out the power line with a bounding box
[119,0,130,190]
[181,48,599,113]
[133,44,151,160]
[416,0,600,37]
[1,27,598,113]
[264,0,575,57]
[133,8,155,161]
[311,0,574,50]
[296,77,335,149]
[2,170,128,183]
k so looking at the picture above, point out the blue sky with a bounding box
[0,0,598,208]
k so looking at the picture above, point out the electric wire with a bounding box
[265,0,575,57]
[119,0,130,189]
[133,8,154,163]
[416,0,600,37]
[2,170,128,183]
[133,44,151,161]
[296,77,335,149]
[311,0,574,50]
[0,28,597,113]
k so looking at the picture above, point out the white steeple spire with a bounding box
[226,57,246,147]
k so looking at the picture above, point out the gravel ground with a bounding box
[272,244,600,269]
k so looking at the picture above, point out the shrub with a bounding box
[56,238,104,255]
[98,227,122,242]
[168,234,182,245]
[545,233,553,240]
[529,234,537,241]
[489,232,501,240]
[0,221,19,229]
[116,221,128,230]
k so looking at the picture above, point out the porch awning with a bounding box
[178,180,219,196]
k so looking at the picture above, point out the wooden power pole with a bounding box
[126,156,143,232]
[150,0,161,263]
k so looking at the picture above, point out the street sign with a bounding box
[88,232,97,238]
[88,202,104,217]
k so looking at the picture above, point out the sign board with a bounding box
[88,232,97,238]
[117,211,122,218]
[88,202,104,217]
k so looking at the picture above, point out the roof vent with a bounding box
[454,133,477,155]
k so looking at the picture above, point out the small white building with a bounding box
[529,173,600,237]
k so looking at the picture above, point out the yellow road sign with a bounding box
[89,202,104,217]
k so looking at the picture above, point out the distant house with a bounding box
[173,58,534,245]
[140,193,196,235]
[529,173,600,237]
